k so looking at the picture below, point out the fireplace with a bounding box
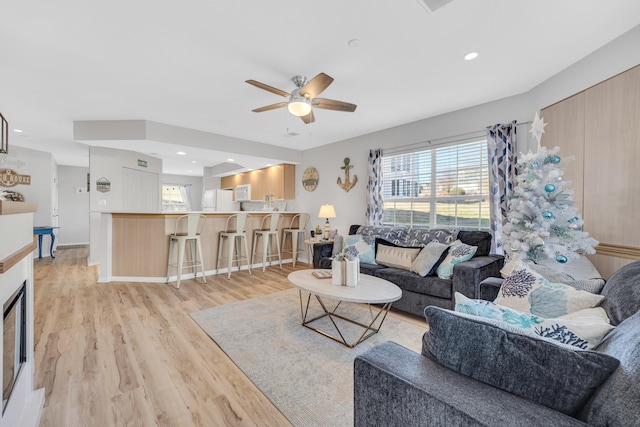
[3,281,26,413]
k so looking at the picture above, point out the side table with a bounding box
[33,226,60,259]
[304,238,334,266]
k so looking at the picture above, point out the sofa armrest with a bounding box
[354,341,586,427]
[312,241,335,268]
[451,255,504,299]
[479,277,504,301]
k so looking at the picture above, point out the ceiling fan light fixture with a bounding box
[287,97,312,116]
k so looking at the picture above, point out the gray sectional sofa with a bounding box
[353,261,640,426]
[313,224,504,317]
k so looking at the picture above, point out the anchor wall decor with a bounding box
[337,157,357,192]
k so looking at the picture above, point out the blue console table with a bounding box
[33,226,60,259]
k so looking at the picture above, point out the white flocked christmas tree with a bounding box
[502,145,598,264]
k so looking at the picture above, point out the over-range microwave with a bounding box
[235,184,251,201]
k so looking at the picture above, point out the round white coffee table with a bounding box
[287,269,402,348]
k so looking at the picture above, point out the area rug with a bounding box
[190,288,426,427]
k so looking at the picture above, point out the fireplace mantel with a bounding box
[0,200,44,426]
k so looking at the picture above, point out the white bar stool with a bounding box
[281,213,310,267]
[166,214,207,289]
[217,213,253,279]
[251,213,282,272]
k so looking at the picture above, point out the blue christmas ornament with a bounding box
[529,161,539,170]
[544,184,556,192]
[568,216,579,223]
[551,155,561,164]
[542,211,554,219]
[556,255,568,263]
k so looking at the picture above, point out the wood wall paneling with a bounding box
[542,65,640,278]
[541,92,585,214]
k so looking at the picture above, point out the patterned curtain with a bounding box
[365,148,384,226]
[487,121,517,254]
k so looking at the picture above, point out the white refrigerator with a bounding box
[202,189,234,212]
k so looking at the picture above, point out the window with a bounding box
[382,138,489,230]
[162,184,192,211]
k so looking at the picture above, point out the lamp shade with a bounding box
[318,204,336,219]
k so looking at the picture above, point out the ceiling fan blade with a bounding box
[313,98,357,112]
[246,80,291,98]
[299,73,334,99]
[252,102,288,112]
[300,110,315,124]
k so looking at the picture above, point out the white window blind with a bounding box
[381,139,489,229]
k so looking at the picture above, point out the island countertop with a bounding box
[93,211,304,282]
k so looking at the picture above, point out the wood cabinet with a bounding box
[541,64,640,277]
[221,164,295,201]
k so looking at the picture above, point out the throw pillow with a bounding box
[528,262,605,294]
[422,306,620,416]
[342,234,376,264]
[436,240,477,279]
[410,241,450,277]
[496,259,604,317]
[455,293,614,350]
[403,228,459,246]
[375,244,421,270]
[356,225,407,245]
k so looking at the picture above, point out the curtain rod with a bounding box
[385,120,532,153]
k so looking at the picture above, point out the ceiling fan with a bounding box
[246,73,357,124]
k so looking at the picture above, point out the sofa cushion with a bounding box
[359,263,387,276]
[374,268,452,299]
[436,241,477,279]
[410,241,450,277]
[455,292,614,350]
[457,230,492,256]
[422,306,620,416]
[375,244,421,270]
[579,309,640,425]
[403,228,458,246]
[599,260,640,326]
[343,234,376,264]
[497,259,604,317]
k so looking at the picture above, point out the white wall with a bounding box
[0,146,56,227]
[162,173,204,211]
[297,25,640,237]
[57,165,90,245]
[89,146,162,212]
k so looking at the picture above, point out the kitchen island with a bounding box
[92,211,303,283]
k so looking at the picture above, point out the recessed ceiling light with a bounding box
[265,163,273,167]
[227,158,235,162]
[176,151,186,155]
[348,39,361,48]
[13,129,23,133]
[463,51,479,61]
[191,160,196,164]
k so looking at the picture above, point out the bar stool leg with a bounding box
[251,232,259,268]
[262,233,269,271]
[275,233,282,269]
[166,238,175,282]
[291,232,299,267]
[227,236,235,280]
[176,238,186,289]
[243,235,253,275]
[217,236,224,275]
[196,237,206,283]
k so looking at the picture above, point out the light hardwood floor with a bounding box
[33,247,425,426]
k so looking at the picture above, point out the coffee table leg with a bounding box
[297,291,394,348]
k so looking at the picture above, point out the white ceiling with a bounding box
[2,0,640,176]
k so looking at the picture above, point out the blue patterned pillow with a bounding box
[455,293,614,349]
[342,234,376,264]
[404,228,458,246]
[436,241,477,279]
[356,226,407,245]
[497,260,604,317]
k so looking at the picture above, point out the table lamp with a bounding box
[318,204,336,240]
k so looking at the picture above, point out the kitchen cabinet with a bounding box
[222,164,295,201]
